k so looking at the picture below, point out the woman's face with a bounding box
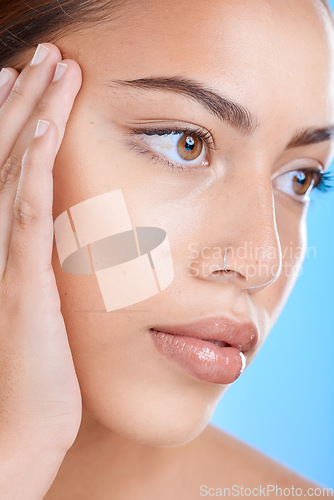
[34,0,334,445]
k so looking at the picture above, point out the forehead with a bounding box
[69,0,334,124]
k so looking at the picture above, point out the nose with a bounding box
[188,172,282,291]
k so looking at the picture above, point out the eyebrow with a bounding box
[286,126,334,149]
[108,76,258,134]
[107,76,334,148]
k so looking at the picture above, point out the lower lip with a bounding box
[149,329,246,385]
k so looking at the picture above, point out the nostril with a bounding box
[212,268,232,275]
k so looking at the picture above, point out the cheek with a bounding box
[52,185,177,315]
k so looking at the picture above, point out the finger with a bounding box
[0,68,20,271]
[10,58,83,160]
[3,119,58,284]
[0,67,20,271]
[0,43,62,167]
[0,68,19,108]
[0,59,82,275]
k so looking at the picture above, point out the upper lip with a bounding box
[150,315,258,352]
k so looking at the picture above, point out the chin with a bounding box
[80,378,229,448]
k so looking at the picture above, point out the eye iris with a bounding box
[177,134,202,161]
[292,171,314,195]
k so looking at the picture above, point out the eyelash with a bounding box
[129,125,215,172]
[129,126,334,194]
[312,169,334,194]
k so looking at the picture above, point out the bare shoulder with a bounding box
[191,424,323,493]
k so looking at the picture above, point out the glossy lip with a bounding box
[149,315,258,353]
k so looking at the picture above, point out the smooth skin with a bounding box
[0,0,333,498]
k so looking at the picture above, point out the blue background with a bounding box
[210,1,334,488]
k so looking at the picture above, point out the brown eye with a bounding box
[292,171,315,195]
[177,134,203,161]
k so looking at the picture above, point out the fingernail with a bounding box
[35,120,50,138]
[52,62,68,82]
[0,68,11,87]
[30,44,51,66]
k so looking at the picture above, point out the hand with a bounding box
[0,43,83,456]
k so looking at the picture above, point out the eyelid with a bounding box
[272,157,324,179]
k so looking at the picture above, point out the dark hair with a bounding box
[0,0,124,70]
[0,0,333,71]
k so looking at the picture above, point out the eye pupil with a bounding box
[296,172,305,184]
[185,136,195,150]
[177,133,203,161]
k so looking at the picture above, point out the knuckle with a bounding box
[0,156,21,192]
[8,81,26,101]
[13,195,39,226]
[35,97,48,115]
